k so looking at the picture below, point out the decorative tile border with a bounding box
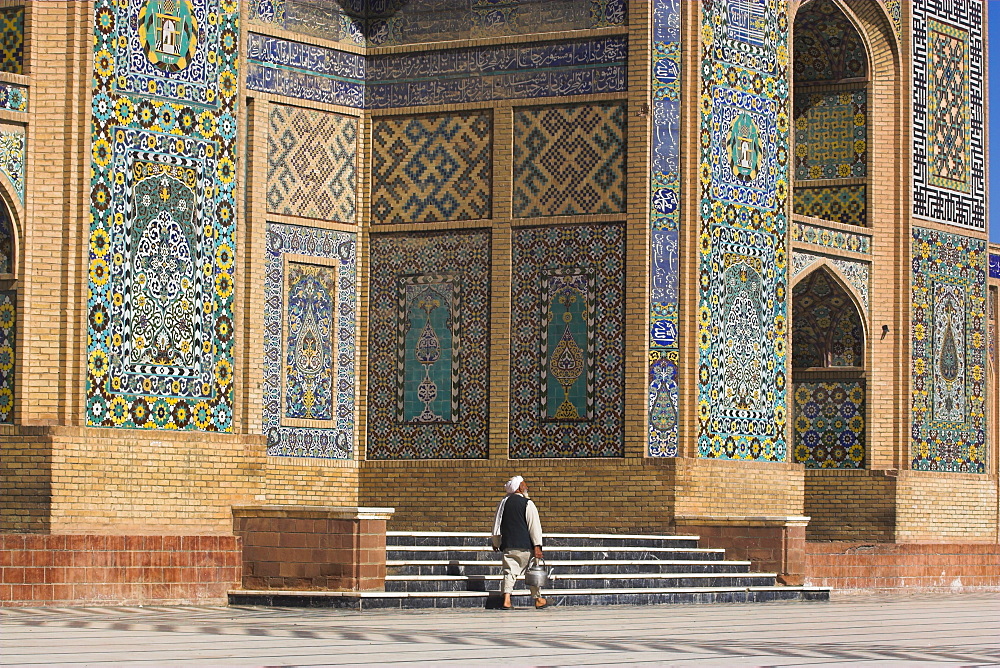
[247,33,627,109]
[698,0,790,463]
[648,0,680,457]
[248,0,626,47]
[263,223,356,459]
[792,220,871,255]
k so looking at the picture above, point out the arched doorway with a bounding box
[792,0,869,228]
[792,267,865,468]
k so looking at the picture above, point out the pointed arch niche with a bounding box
[791,266,866,469]
[792,0,869,227]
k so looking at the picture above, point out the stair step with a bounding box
[387,559,752,576]
[384,572,778,592]
[387,545,725,561]
[387,531,702,549]
[229,586,830,609]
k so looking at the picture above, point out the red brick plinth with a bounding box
[0,534,241,607]
[675,516,810,586]
[232,506,394,592]
[805,542,1000,591]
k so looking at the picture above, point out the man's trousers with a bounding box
[501,549,541,598]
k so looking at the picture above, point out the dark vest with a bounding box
[499,494,534,551]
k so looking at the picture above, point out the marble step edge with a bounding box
[387,532,701,540]
[389,545,725,553]
[230,586,829,598]
[386,559,752,567]
[386,572,776,581]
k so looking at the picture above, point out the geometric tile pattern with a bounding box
[248,0,626,47]
[880,0,902,40]
[0,83,26,113]
[509,224,625,458]
[0,290,13,423]
[371,112,491,224]
[246,34,627,110]
[698,0,789,462]
[648,0,681,457]
[793,381,866,469]
[792,268,865,369]
[87,0,239,432]
[0,7,23,75]
[267,105,357,223]
[0,125,24,203]
[792,220,871,254]
[263,223,356,459]
[512,103,626,218]
[793,0,867,83]
[367,230,490,460]
[912,0,985,230]
[927,19,971,193]
[911,227,986,473]
[794,89,867,181]
[793,185,867,227]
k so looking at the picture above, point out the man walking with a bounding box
[492,475,547,610]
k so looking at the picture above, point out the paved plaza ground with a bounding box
[1,593,999,667]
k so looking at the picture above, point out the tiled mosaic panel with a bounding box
[512,103,626,218]
[0,125,24,204]
[542,272,593,421]
[0,7,23,75]
[911,227,986,473]
[401,276,458,423]
[648,0,681,457]
[267,105,357,224]
[367,230,490,460]
[248,0,625,47]
[0,290,13,423]
[284,263,337,421]
[792,269,864,369]
[793,185,866,227]
[791,251,870,312]
[509,224,624,458]
[793,381,865,469]
[912,0,985,230]
[0,83,26,113]
[794,89,866,181]
[990,253,1000,279]
[87,0,239,431]
[371,112,491,224]
[793,0,867,83]
[0,204,11,275]
[246,34,627,110]
[698,0,789,462]
[264,224,356,459]
[792,220,871,254]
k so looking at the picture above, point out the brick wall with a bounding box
[233,507,388,591]
[805,541,1000,591]
[0,534,241,606]
[360,458,677,534]
[673,459,805,517]
[895,472,999,542]
[804,469,897,541]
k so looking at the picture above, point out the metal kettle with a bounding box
[524,557,552,588]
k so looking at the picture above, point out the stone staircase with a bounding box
[230,531,829,609]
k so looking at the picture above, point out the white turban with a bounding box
[505,476,524,494]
